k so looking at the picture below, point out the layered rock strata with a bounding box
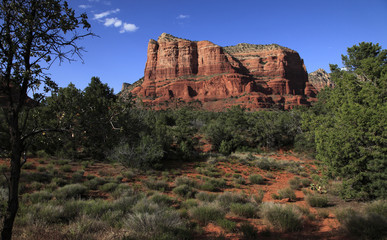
[128,33,317,110]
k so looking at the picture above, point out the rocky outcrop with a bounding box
[308,68,334,91]
[127,33,317,110]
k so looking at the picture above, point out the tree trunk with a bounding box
[1,121,22,240]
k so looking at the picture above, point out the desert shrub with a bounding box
[230,203,258,218]
[99,182,118,193]
[150,193,174,206]
[0,188,7,217]
[26,190,52,204]
[199,177,227,191]
[71,171,84,183]
[65,214,109,239]
[216,192,247,209]
[260,202,303,232]
[27,203,66,224]
[196,192,217,202]
[54,183,87,200]
[248,174,264,184]
[112,194,144,214]
[289,177,301,189]
[125,207,187,240]
[37,166,46,172]
[84,177,106,190]
[174,176,197,188]
[239,222,259,240]
[365,200,387,217]
[300,178,312,188]
[144,178,169,191]
[109,135,164,170]
[233,176,246,185]
[306,194,329,208]
[181,198,198,209]
[216,219,237,232]
[251,190,265,204]
[173,184,196,198]
[122,170,137,181]
[336,207,387,240]
[189,203,226,225]
[60,164,72,172]
[273,188,296,201]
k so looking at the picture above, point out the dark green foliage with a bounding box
[230,203,258,218]
[239,222,259,240]
[216,219,237,232]
[248,174,264,184]
[173,184,196,198]
[195,192,217,202]
[189,204,225,225]
[144,178,169,191]
[260,203,303,232]
[306,194,329,208]
[54,184,87,200]
[307,42,387,199]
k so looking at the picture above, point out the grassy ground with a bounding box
[0,151,384,240]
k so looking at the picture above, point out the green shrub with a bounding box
[239,222,259,239]
[260,202,303,232]
[54,183,87,200]
[274,188,296,201]
[72,171,84,183]
[174,176,197,188]
[22,162,35,169]
[336,207,387,240]
[289,177,301,189]
[150,193,174,206]
[37,166,46,172]
[251,190,264,204]
[60,164,72,172]
[196,192,217,202]
[199,177,227,192]
[189,204,226,225]
[181,198,198,209]
[173,184,196,198]
[230,203,258,218]
[26,190,52,204]
[144,178,169,191]
[122,170,137,181]
[248,174,264,184]
[300,178,312,188]
[216,192,247,209]
[306,194,329,208]
[216,219,237,232]
[84,177,106,190]
[125,207,186,240]
[99,182,118,193]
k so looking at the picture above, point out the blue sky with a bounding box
[48,0,387,93]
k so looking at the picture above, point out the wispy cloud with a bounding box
[120,23,139,33]
[177,14,190,19]
[104,17,122,27]
[79,4,92,9]
[94,8,120,20]
[88,0,100,2]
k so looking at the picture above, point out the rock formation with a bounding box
[126,33,318,110]
[308,68,334,91]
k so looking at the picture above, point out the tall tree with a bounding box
[0,1,92,239]
[314,42,387,199]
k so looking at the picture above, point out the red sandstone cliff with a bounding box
[128,33,317,110]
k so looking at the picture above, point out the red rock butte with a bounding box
[127,33,317,110]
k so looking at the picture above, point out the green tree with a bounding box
[314,42,387,199]
[0,1,92,238]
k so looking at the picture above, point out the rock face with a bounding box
[128,33,317,110]
[308,68,334,91]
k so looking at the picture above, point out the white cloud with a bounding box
[120,23,139,33]
[104,17,122,27]
[177,14,190,19]
[103,1,112,5]
[93,8,120,20]
[88,0,100,2]
[79,4,92,9]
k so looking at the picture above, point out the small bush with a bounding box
[230,203,258,218]
[216,219,237,232]
[60,164,72,173]
[306,194,329,208]
[336,207,387,240]
[174,176,197,188]
[217,192,247,209]
[26,190,52,203]
[239,222,259,240]
[260,202,303,232]
[300,178,312,188]
[122,170,136,181]
[199,177,227,192]
[144,178,169,191]
[248,174,264,184]
[251,190,264,204]
[196,192,217,202]
[289,177,301,190]
[189,204,226,225]
[125,207,186,240]
[173,184,196,198]
[72,171,84,183]
[84,177,106,190]
[233,176,246,185]
[22,162,35,169]
[54,184,87,200]
[99,182,118,193]
[150,193,174,206]
[274,188,296,201]
[181,198,198,209]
